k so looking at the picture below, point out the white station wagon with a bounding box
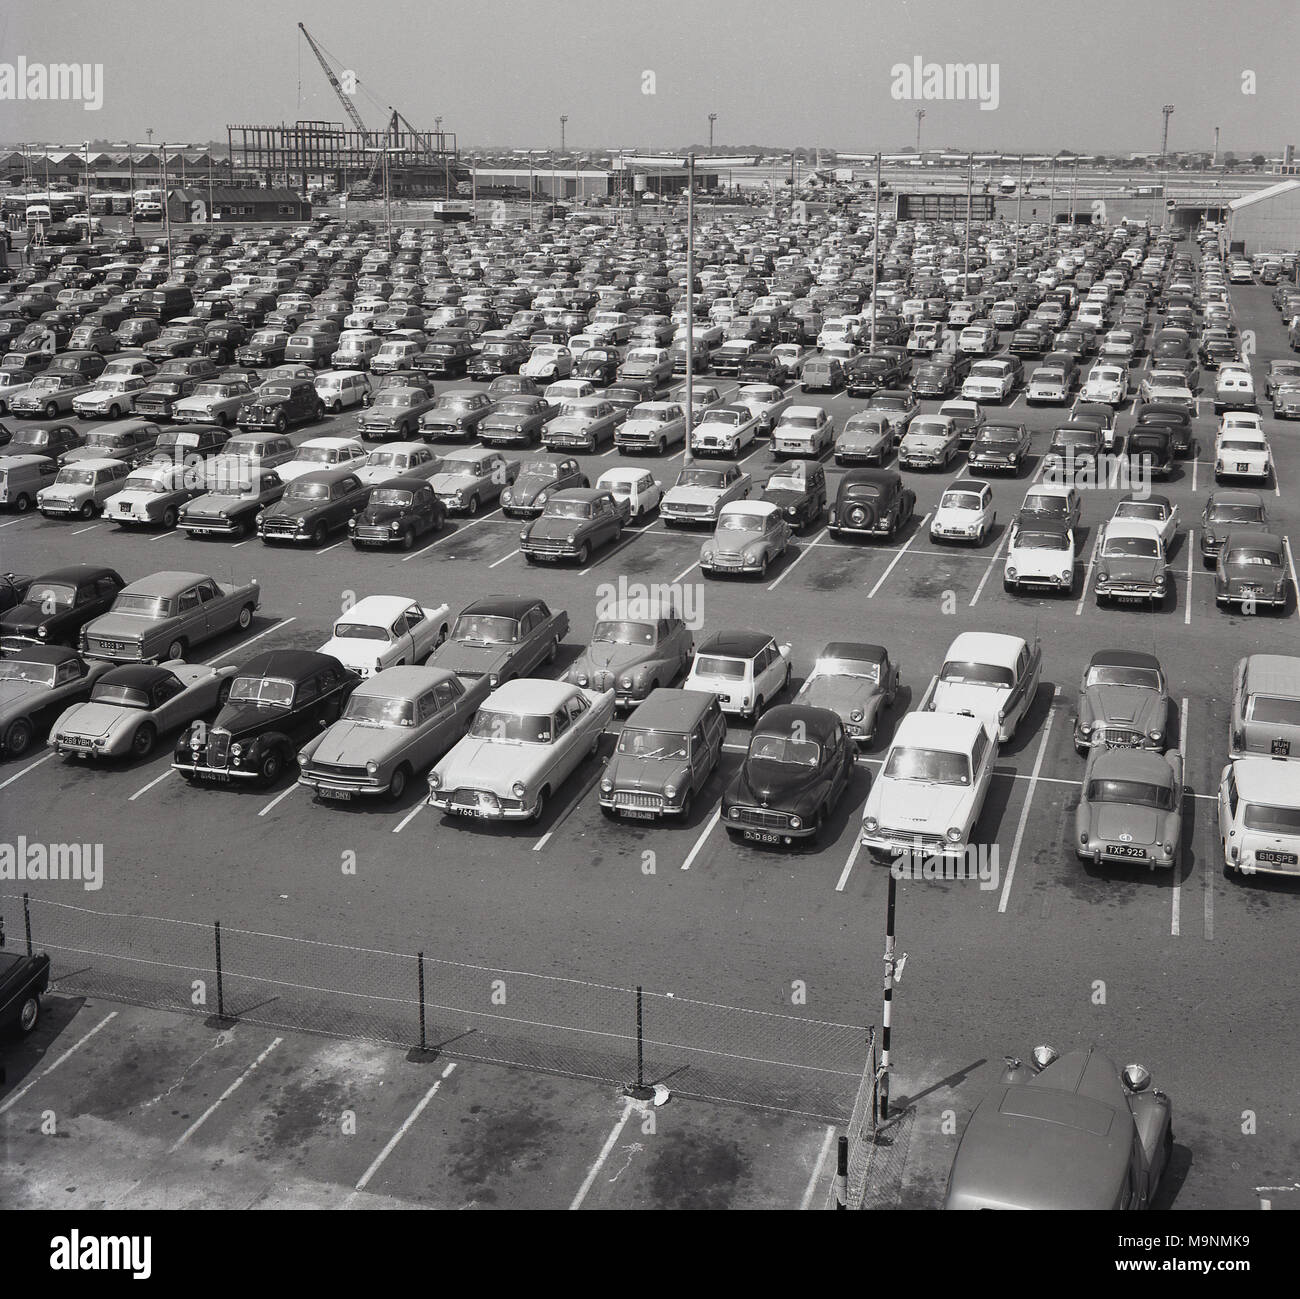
[317,595,451,678]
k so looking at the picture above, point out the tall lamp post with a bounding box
[560,115,568,155]
[708,113,717,149]
[914,109,925,155]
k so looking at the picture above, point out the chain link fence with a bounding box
[2,893,869,1123]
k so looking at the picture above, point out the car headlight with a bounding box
[512,781,527,798]
[1006,566,1017,579]
[789,815,801,830]
[365,760,379,776]
[428,772,441,790]
[600,777,613,793]
[619,675,634,690]
[37,626,48,638]
[230,743,243,757]
[862,816,879,833]
[536,491,549,506]
[664,783,678,800]
[1060,569,1072,582]
[488,673,500,687]
[297,753,309,769]
[567,533,579,544]
[1080,831,1089,845]
[729,806,742,820]
[1098,570,1109,582]
[849,707,864,722]
[501,488,512,503]
[701,548,714,562]
[945,826,962,843]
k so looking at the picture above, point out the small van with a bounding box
[0,454,61,512]
[1214,366,1256,415]
[37,457,133,518]
[331,329,383,369]
[217,432,296,469]
[1229,654,1300,761]
[315,370,372,413]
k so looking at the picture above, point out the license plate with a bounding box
[619,809,657,821]
[1108,844,1148,859]
[451,804,485,817]
[1237,462,1249,472]
[203,771,231,783]
[320,788,352,801]
[1256,850,1298,865]
[1271,739,1291,756]
[743,829,782,844]
[191,527,215,535]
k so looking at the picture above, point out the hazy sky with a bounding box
[1,0,1295,152]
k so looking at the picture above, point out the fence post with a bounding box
[214,919,224,1020]
[23,891,33,956]
[417,951,426,1052]
[835,1135,848,1210]
[624,984,653,1100]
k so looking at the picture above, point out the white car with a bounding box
[276,436,368,484]
[959,323,997,355]
[1110,494,1178,551]
[683,630,792,721]
[1214,428,1273,483]
[0,369,39,415]
[355,442,441,487]
[315,370,372,413]
[543,378,595,405]
[962,360,1017,404]
[733,383,791,433]
[660,462,751,526]
[317,595,451,678]
[102,462,197,529]
[36,458,133,519]
[1004,517,1077,596]
[1219,759,1300,878]
[1218,411,1264,440]
[772,343,809,376]
[615,401,688,454]
[71,376,149,420]
[930,480,995,545]
[772,405,834,458]
[859,711,997,861]
[521,344,573,381]
[596,467,662,520]
[1080,364,1127,406]
[691,405,761,456]
[919,631,1043,743]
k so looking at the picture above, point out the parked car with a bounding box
[81,570,260,664]
[772,405,834,459]
[542,397,624,452]
[1199,490,1268,566]
[899,415,962,470]
[828,468,916,541]
[501,457,588,519]
[520,487,628,565]
[795,642,899,746]
[760,459,827,531]
[661,462,752,527]
[480,395,554,448]
[428,448,518,516]
[236,378,324,432]
[1214,532,1288,613]
[0,645,113,758]
[1218,758,1300,878]
[615,401,688,455]
[564,602,695,708]
[1073,650,1170,753]
[1213,426,1272,484]
[257,468,370,546]
[36,457,133,518]
[298,665,491,802]
[690,404,761,457]
[178,463,284,539]
[943,1045,1172,1209]
[920,631,1043,743]
[419,389,495,442]
[700,500,791,579]
[430,596,568,688]
[315,370,373,413]
[1095,519,1169,608]
[683,629,792,721]
[931,479,996,545]
[174,649,359,787]
[1075,745,1184,869]
[102,462,201,530]
[0,936,51,1036]
[51,660,238,761]
[316,596,451,678]
[1228,654,1300,761]
[0,454,60,513]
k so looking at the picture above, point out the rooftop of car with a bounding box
[697,630,773,659]
[237,649,344,680]
[2,644,83,666]
[459,596,543,621]
[1232,757,1300,803]
[625,687,716,729]
[892,709,988,747]
[355,664,460,699]
[484,677,583,713]
[944,631,1029,668]
[751,703,841,742]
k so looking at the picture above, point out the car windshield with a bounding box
[0,659,56,687]
[112,593,169,617]
[228,676,293,707]
[1243,802,1300,835]
[1016,527,1070,550]
[813,656,879,681]
[942,492,984,512]
[884,745,971,785]
[694,655,746,680]
[617,727,688,759]
[592,621,655,645]
[370,488,415,508]
[299,446,347,463]
[286,481,330,501]
[89,683,150,708]
[1225,549,1278,567]
[1116,503,1165,523]
[749,733,821,766]
[544,499,590,520]
[1086,665,1163,691]
[940,660,1015,687]
[1087,777,1174,810]
[375,393,417,408]
[702,410,741,426]
[343,694,414,726]
[469,709,553,743]
[453,614,517,644]
[521,461,558,478]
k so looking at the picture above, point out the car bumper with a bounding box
[724,810,818,842]
[180,517,241,535]
[1097,580,1164,600]
[298,772,386,798]
[1077,842,1175,868]
[428,791,531,820]
[860,830,966,859]
[172,756,261,781]
[599,792,684,819]
[931,523,984,542]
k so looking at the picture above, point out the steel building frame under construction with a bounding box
[225,120,465,196]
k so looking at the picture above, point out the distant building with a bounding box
[166,186,310,224]
[1227,180,1300,254]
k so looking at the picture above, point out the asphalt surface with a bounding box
[2,276,1298,1208]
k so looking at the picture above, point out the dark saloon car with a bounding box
[415,338,476,378]
[237,378,324,432]
[722,704,856,845]
[520,487,628,565]
[0,420,82,461]
[478,396,553,448]
[356,386,438,442]
[173,650,359,786]
[0,565,126,652]
[1214,532,1288,612]
[1133,404,1192,458]
[967,422,1032,475]
[257,467,369,547]
[1122,424,1174,478]
[132,375,202,422]
[0,937,51,1035]
[349,475,446,550]
[501,457,587,518]
[467,338,530,379]
[760,459,827,531]
[1199,490,1269,566]
[598,689,726,820]
[0,645,112,759]
[429,596,569,688]
[828,468,916,541]
[573,345,621,386]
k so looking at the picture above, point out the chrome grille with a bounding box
[615,792,664,810]
[206,731,230,767]
[879,827,946,851]
[1101,726,1143,747]
[733,807,790,830]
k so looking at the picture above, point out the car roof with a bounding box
[1119,494,1171,510]
[753,704,840,742]
[356,664,461,699]
[1233,757,1300,803]
[698,629,773,658]
[1206,489,1264,507]
[625,687,715,729]
[238,649,342,679]
[4,644,83,666]
[31,565,120,585]
[819,641,888,664]
[119,571,218,596]
[336,595,418,622]
[1240,654,1300,695]
[719,499,778,518]
[1103,517,1163,540]
[893,710,987,747]
[460,596,542,620]
[1087,649,1162,673]
[1084,745,1173,780]
[944,631,1027,667]
[100,664,178,689]
[1222,531,1283,554]
[485,677,581,713]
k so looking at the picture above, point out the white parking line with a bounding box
[800,1125,839,1210]
[488,548,520,569]
[835,837,863,892]
[1172,697,1189,938]
[402,508,502,561]
[570,1097,636,1210]
[681,806,722,871]
[1190,457,1198,494]
[997,688,1059,914]
[317,539,345,555]
[71,523,100,536]
[0,750,53,789]
[169,1036,283,1153]
[0,1010,118,1116]
[128,768,174,802]
[768,528,827,591]
[671,557,700,583]
[149,529,177,542]
[1074,539,1100,616]
[204,616,295,665]
[351,1063,458,1200]
[258,783,300,817]
[1184,529,1195,625]
[1285,537,1299,608]
[867,513,929,598]
[969,528,1009,607]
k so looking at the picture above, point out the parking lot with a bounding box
[3,210,1299,1210]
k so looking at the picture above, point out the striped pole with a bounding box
[879,870,896,1120]
[834,1135,848,1210]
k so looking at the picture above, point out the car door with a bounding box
[150,671,190,730]
[175,585,207,646]
[1217,764,1237,857]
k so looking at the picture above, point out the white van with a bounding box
[1214,365,1256,415]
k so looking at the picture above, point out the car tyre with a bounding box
[79,500,96,520]
[677,789,693,822]
[131,722,157,760]
[530,788,548,824]
[575,543,590,566]
[465,495,479,516]
[162,507,178,529]
[45,401,59,419]
[18,995,39,1034]
[13,494,31,513]
[5,718,34,758]
[165,638,186,662]
[258,749,283,785]
[386,764,410,801]
[311,521,329,547]
[108,404,121,419]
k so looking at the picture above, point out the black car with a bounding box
[150,424,232,464]
[1133,404,1193,457]
[828,468,916,541]
[760,460,827,531]
[0,932,50,1036]
[911,355,970,399]
[1123,426,1174,478]
[237,378,325,433]
[846,354,906,398]
[486,374,544,401]
[0,565,126,651]
[258,467,370,546]
[349,475,446,550]
[1008,324,1052,358]
[1,421,82,461]
[967,422,1032,475]
[173,649,359,786]
[1043,423,1103,478]
[0,572,34,617]
[604,379,658,414]
[722,704,856,845]
[468,340,530,379]
[415,339,475,377]
[737,352,790,386]
[133,375,202,422]
[573,346,621,386]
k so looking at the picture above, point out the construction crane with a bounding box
[298,22,370,140]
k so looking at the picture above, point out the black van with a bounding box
[136,285,194,323]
